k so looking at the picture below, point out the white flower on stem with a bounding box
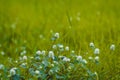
[20,50,26,56]
[36,50,42,55]
[1,51,5,55]
[35,70,40,75]
[94,48,100,55]
[110,44,115,51]
[52,45,57,49]
[23,55,27,60]
[54,33,59,39]
[71,50,75,54]
[0,64,4,70]
[63,57,70,62]
[88,56,93,60]
[41,50,46,55]
[76,56,82,61]
[95,56,99,61]
[65,46,69,51]
[48,51,54,59]
[82,59,87,64]
[90,42,95,48]
[10,68,16,76]
[58,44,64,52]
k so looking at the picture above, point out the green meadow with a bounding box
[0,0,120,80]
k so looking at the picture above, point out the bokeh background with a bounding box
[0,0,120,79]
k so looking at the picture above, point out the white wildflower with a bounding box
[88,56,93,60]
[41,50,46,55]
[0,64,4,70]
[94,48,100,55]
[23,55,27,60]
[52,45,57,49]
[63,57,70,62]
[35,70,40,75]
[82,59,87,64]
[39,66,42,69]
[90,42,95,48]
[48,51,54,59]
[10,68,16,76]
[95,56,99,61]
[20,50,26,56]
[58,44,64,49]
[51,64,54,67]
[53,61,59,65]
[36,50,42,55]
[54,32,59,39]
[65,46,69,51]
[110,44,115,51]
[76,56,82,61]
[21,63,27,67]
[71,50,75,54]
[1,51,5,55]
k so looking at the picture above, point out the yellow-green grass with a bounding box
[0,0,120,79]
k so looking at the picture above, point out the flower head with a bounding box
[95,56,99,61]
[65,46,69,51]
[10,68,16,76]
[110,44,115,51]
[82,59,87,64]
[90,42,95,48]
[23,55,27,60]
[35,70,40,75]
[54,33,59,39]
[0,64,4,70]
[76,56,82,61]
[48,51,54,59]
[62,57,70,62]
[94,48,100,55]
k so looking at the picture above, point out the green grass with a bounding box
[0,0,120,80]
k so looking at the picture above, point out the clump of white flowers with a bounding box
[110,44,115,51]
[48,51,54,59]
[36,50,45,55]
[62,57,70,62]
[94,48,100,55]
[36,50,42,55]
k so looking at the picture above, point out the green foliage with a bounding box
[0,0,120,80]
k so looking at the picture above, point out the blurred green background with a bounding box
[0,0,120,79]
[0,0,120,51]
